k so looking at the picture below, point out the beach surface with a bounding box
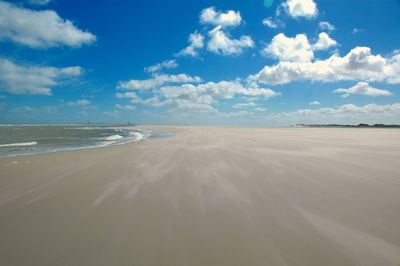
[1,126,400,266]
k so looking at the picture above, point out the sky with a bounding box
[0,0,400,125]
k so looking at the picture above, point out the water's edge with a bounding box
[0,125,172,159]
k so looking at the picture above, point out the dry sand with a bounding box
[1,126,400,266]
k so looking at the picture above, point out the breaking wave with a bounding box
[0,141,38,148]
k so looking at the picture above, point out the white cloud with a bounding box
[187,7,252,57]
[67,99,91,106]
[352,28,364,34]
[233,102,257,109]
[262,17,277,28]
[200,7,242,28]
[333,82,392,97]
[115,92,143,105]
[160,81,278,100]
[207,26,254,56]
[309,101,320,105]
[313,32,337,51]
[319,21,336,32]
[0,1,96,48]
[0,58,82,95]
[262,17,283,29]
[264,32,337,62]
[117,73,202,90]
[264,33,313,62]
[283,0,318,19]
[177,32,204,57]
[146,91,216,113]
[267,103,400,125]
[139,80,279,113]
[257,47,400,85]
[115,104,135,110]
[144,59,178,73]
[115,92,139,99]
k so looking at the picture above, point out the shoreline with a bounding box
[1,124,396,160]
[0,126,173,159]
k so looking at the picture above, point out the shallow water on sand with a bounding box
[0,124,170,158]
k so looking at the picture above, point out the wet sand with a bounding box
[1,126,400,266]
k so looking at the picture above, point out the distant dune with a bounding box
[294,123,400,128]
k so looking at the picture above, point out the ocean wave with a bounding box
[130,132,145,141]
[0,128,170,158]
[103,134,124,141]
[0,141,38,148]
[65,127,103,130]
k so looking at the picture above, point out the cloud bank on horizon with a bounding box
[0,0,399,125]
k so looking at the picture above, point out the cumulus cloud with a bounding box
[160,81,278,100]
[117,59,279,112]
[177,32,204,57]
[319,21,336,32]
[309,101,320,105]
[117,74,202,91]
[184,7,253,57]
[257,47,400,85]
[333,82,392,97]
[115,92,143,107]
[263,32,337,62]
[114,71,276,114]
[0,58,82,95]
[144,59,178,73]
[116,51,279,113]
[0,1,96,48]
[207,26,254,56]
[133,80,279,113]
[283,0,318,19]
[200,7,242,28]
[267,103,400,125]
[150,88,215,113]
[313,32,337,51]
[264,33,314,62]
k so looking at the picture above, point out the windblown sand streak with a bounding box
[0,126,399,266]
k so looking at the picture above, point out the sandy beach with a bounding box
[1,126,400,266]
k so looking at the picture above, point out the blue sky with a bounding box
[0,0,400,125]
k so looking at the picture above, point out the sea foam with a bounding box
[130,132,145,141]
[103,135,124,141]
[0,141,38,148]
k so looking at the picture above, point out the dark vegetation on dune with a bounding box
[294,124,400,128]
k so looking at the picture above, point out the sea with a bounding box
[0,124,170,158]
